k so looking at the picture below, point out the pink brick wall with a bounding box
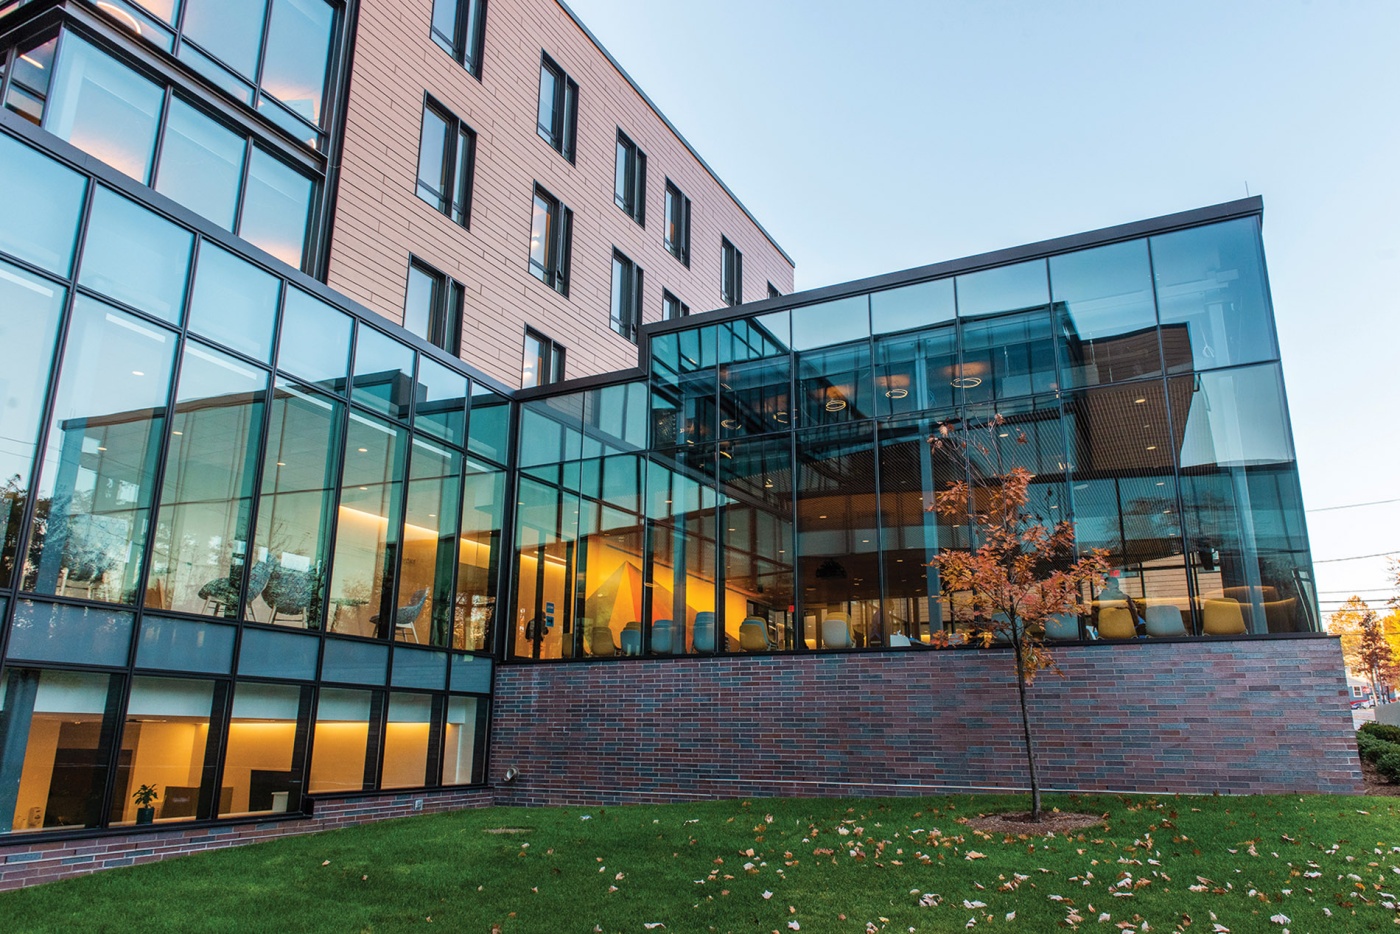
[0,787,492,891]
[328,0,794,387]
[488,637,1364,805]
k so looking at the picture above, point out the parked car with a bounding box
[1351,698,1375,710]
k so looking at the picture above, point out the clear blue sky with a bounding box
[564,0,1400,612]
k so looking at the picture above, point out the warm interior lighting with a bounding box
[1134,398,1147,404]
[885,388,908,399]
[772,410,789,423]
[824,398,846,412]
[96,2,143,35]
[276,461,286,467]
[19,54,45,69]
[1146,445,1157,451]
[720,418,739,429]
[171,430,182,435]
[357,447,368,453]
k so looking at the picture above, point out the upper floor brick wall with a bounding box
[327,0,794,387]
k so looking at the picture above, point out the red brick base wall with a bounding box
[0,787,492,891]
[488,637,1364,806]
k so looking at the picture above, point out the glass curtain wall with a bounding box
[0,130,497,838]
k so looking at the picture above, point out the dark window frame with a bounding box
[429,0,487,78]
[613,128,645,225]
[415,94,476,228]
[522,326,565,388]
[663,178,690,266]
[767,282,781,300]
[528,183,572,296]
[404,256,465,354]
[662,289,688,320]
[536,51,577,163]
[721,236,743,306]
[609,249,643,343]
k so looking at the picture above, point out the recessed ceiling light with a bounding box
[357,447,368,453]
[131,370,144,377]
[277,461,286,467]
[1134,398,1146,404]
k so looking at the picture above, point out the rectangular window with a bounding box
[610,250,643,343]
[404,258,465,353]
[663,180,690,265]
[430,0,487,77]
[614,129,646,224]
[522,328,565,389]
[536,52,577,162]
[529,184,572,295]
[721,236,743,306]
[662,289,688,320]
[416,98,476,227]
[768,282,782,299]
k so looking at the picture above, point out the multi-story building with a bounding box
[0,0,1358,889]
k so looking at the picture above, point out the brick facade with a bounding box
[488,637,1364,805]
[328,0,794,387]
[0,787,492,892]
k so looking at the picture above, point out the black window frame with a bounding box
[614,129,646,225]
[404,257,465,354]
[416,95,477,228]
[522,327,565,388]
[721,236,743,306]
[536,51,578,163]
[662,289,689,320]
[430,0,488,78]
[663,179,690,266]
[767,282,782,299]
[529,183,573,296]
[609,249,644,343]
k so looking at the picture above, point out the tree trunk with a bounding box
[1012,625,1041,821]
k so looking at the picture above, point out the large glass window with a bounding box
[536,53,577,162]
[441,695,484,785]
[650,326,717,448]
[328,413,407,639]
[2,35,56,125]
[259,0,335,127]
[113,677,216,825]
[1151,217,1277,373]
[529,185,572,295]
[645,447,717,654]
[182,0,268,81]
[521,329,564,389]
[146,342,267,617]
[0,668,121,833]
[398,438,461,646]
[78,187,194,324]
[718,313,790,438]
[45,34,163,183]
[307,687,373,794]
[719,437,793,652]
[416,99,475,227]
[218,681,309,817]
[415,356,468,447]
[0,262,65,589]
[467,385,510,463]
[24,298,177,605]
[874,322,956,417]
[1049,239,1161,388]
[186,242,280,362]
[455,466,503,652]
[277,287,352,392]
[239,147,313,269]
[154,99,245,230]
[870,278,954,336]
[0,131,87,276]
[797,341,872,427]
[381,693,433,789]
[249,380,342,629]
[352,327,415,420]
[431,0,487,76]
[573,453,646,657]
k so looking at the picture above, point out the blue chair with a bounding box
[650,619,674,654]
[693,612,716,652]
[620,621,642,655]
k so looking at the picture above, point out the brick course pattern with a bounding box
[0,787,491,892]
[489,637,1364,805]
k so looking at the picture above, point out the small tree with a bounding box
[1330,595,1398,703]
[926,417,1108,821]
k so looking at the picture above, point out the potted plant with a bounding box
[132,784,159,825]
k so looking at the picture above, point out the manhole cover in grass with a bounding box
[482,827,535,834]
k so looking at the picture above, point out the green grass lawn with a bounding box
[3,793,1400,933]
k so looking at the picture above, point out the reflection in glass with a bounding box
[219,681,307,817]
[511,475,577,660]
[796,424,880,647]
[582,381,649,455]
[182,0,268,80]
[277,288,351,391]
[958,305,1057,404]
[308,687,373,794]
[260,0,333,125]
[415,356,467,446]
[381,693,432,789]
[186,242,280,361]
[237,620,318,679]
[871,278,955,335]
[718,316,791,438]
[572,454,645,658]
[25,298,176,605]
[0,131,87,275]
[328,413,406,639]
[456,467,503,651]
[79,187,194,323]
[1050,239,1160,388]
[353,327,415,420]
[790,295,868,351]
[467,385,509,464]
[114,677,215,825]
[874,323,956,417]
[45,34,163,182]
[7,599,135,667]
[3,36,56,125]
[0,668,119,832]
[797,342,872,425]
[650,326,717,447]
[249,380,342,629]
[645,446,716,654]
[719,438,793,652]
[0,262,65,588]
[955,259,1048,318]
[136,615,235,673]
[147,343,267,616]
[1151,218,1276,373]
[398,438,461,646]
[239,147,313,269]
[154,99,245,230]
[441,696,484,785]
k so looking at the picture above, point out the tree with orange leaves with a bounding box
[926,415,1108,821]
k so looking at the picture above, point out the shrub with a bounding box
[1360,721,1400,743]
[1377,749,1400,783]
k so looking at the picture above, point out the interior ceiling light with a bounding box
[951,376,982,388]
[885,387,909,399]
[720,418,739,429]
[1134,397,1147,404]
[19,53,45,69]
[772,410,789,423]
[825,398,847,412]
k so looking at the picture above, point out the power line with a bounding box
[1308,498,1400,513]
[1314,551,1400,563]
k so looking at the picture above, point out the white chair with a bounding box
[822,614,851,648]
[1144,604,1187,637]
[888,632,912,647]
